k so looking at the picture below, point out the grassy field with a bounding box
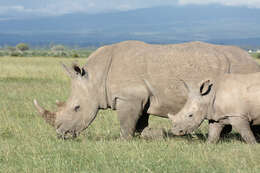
[1,57,260,173]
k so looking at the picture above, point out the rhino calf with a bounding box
[168,73,260,144]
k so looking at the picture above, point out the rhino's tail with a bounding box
[143,79,155,96]
[143,79,160,104]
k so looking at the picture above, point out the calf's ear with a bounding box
[199,79,213,96]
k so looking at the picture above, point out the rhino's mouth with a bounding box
[185,123,202,134]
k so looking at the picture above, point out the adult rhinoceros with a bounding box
[34,41,260,139]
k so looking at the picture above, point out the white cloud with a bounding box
[0,0,259,18]
[0,2,98,16]
[178,0,260,8]
[0,6,24,14]
[0,0,171,16]
[116,4,133,11]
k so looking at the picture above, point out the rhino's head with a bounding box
[34,63,100,139]
[168,79,213,135]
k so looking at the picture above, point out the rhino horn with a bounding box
[33,99,57,127]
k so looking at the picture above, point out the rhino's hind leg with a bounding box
[116,98,144,140]
[229,116,257,144]
[207,120,224,144]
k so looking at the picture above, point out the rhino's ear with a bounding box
[199,79,213,96]
[72,63,88,78]
[61,62,88,78]
[61,63,75,78]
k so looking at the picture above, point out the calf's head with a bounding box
[34,63,100,139]
[168,79,213,135]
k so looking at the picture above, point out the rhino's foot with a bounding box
[120,132,134,140]
[206,138,219,144]
[140,127,170,139]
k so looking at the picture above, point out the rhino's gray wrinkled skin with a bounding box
[169,74,260,144]
[34,41,260,139]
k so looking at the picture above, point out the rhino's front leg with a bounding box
[207,120,224,144]
[116,98,144,139]
[229,116,257,144]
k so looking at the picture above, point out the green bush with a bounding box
[6,46,16,52]
[0,51,5,56]
[257,53,260,59]
[16,43,29,51]
[51,45,65,52]
[0,50,9,56]
[10,51,23,57]
[52,51,67,57]
[0,43,94,58]
[71,52,80,58]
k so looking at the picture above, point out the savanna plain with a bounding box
[1,56,260,173]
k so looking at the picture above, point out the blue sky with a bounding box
[0,0,259,16]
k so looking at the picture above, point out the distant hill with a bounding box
[0,5,260,47]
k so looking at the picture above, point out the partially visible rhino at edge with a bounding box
[33,40,260,139]
[169,73,260,144]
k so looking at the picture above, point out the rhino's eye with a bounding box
[74,105,80,112]
[188,114,193,118]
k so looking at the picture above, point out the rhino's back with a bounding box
[109,40,259,76]
[102,41,260,116]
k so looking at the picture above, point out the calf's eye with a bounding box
[74,105,80,112]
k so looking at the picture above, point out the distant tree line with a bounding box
[0,43,94,58]
[1,42,260,59]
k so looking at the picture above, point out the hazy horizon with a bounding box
[1,1,260,48]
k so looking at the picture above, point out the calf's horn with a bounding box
[33,99,57,127]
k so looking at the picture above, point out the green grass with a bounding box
[1,56,260,173]
[251,53,260,60]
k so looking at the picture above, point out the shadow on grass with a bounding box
[138,126,260,143]
[252,125,260,142]
[56,125,260,143]
[0,127,15,139]
[217,125,260,143]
